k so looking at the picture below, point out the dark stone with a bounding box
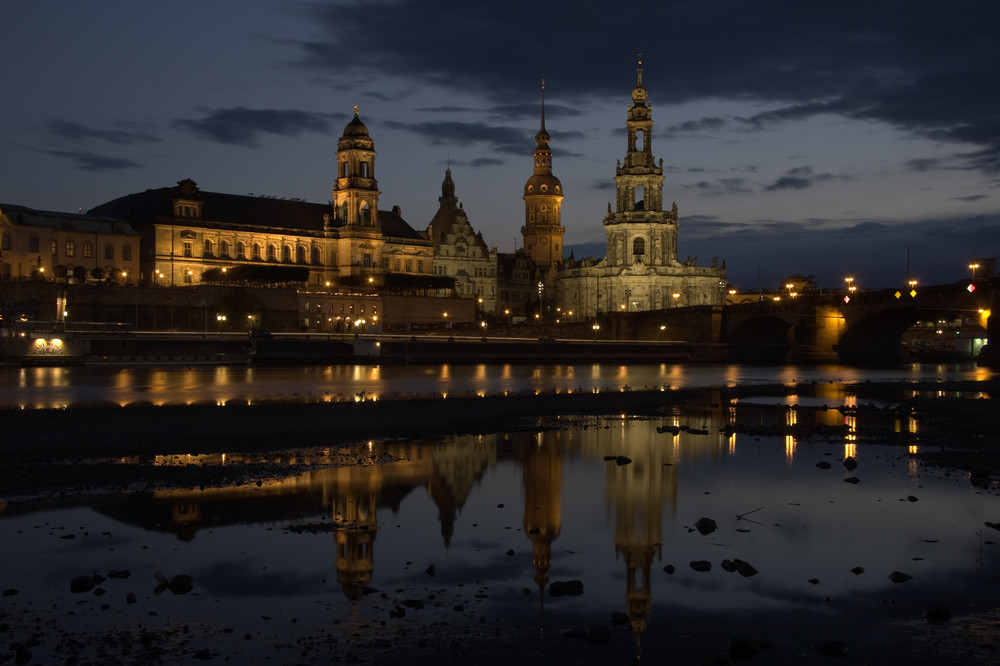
[843,477,860,484]
[843,456,858,470]
[70,576,95,593]
[850,566,865,575]
[2,588,18,597]
[389,606,406,618]
[402,598,425,609]
[907,495,919,503]
[424,564,435,576]
[814,640,848,657]
[663,564,675,574]
[721,559,736,572]
[610,611,630,626]
[808,578,820,585]
[616,456,632,466]
[816,461,832,469]
[126,592,137,604]
[695,517,717,535]
[888,571,913,583]
[108,569,132,579]
[550,580,584,597]
[168,574,194,595]
[506,549,515,557]
[690,560,712,572]
[733,559,758,577]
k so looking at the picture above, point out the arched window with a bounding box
[235,242,246,260]
[296,246,307,264]
[282,245,292,263]
[252,243,262,260]
[203,239,214,257]
[360,202,371,226]
[632,237,646,257]
[311,247,321,266]
[338,202,348,221]
[220,240,230,258]
[267,244,277,262]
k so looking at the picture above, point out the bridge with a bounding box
[718,279,996,365]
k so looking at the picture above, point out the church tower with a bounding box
[603,59,678,270]
[521,82,565,285]
[332,106,381,229]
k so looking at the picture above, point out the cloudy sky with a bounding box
[3,0,998,289]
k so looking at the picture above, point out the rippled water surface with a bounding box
[2,390,997,664]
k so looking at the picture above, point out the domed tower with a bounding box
[332,106,381,228]
[521,81,565,284]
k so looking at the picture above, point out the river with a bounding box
[0,360,993,409]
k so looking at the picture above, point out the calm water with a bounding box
[0,361,994,408]
[1,368,998,663]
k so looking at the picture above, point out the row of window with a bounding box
[1,232,132,261]
[192,240,321,264]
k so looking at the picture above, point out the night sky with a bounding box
[3,0,999,289]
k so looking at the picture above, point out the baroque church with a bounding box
[554,60,727,316]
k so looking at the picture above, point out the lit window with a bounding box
[183,241,192,257]
[82,241,93,258]
[65,240,76,257]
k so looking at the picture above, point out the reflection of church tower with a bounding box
[606,422,673,660]
[333,491,378,602]
[521,81,565,288]
[521,432,563,598]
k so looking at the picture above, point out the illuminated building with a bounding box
[556,60,728,315]
[87,108,432,290]
[0,204,140,284]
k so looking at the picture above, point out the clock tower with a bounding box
[521,82,565,287]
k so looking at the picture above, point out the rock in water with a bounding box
[695,517,717,535]
[168,574,194,595]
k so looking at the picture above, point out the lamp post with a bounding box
[216,314,226,336]
[969,262,980,283]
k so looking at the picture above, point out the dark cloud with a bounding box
[952,194,988,202]
[294,0,1000,174]
[688,178,753,196]
[47,120,160,145]
[764,166,846,192]
[174,108,335,147]
[43,150,143,171]
[383,120,531,155]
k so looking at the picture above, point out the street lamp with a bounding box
[592,322,600,340]
[480,320,487,341]
[216,314,226,335]
[845,276,856,293]
[969,262,980,283]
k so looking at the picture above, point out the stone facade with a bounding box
[0,204,140,285]
[88,108,433,291]
[427,169,499,315]
[556,61,727,319]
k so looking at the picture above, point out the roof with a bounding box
[0,203,139,236]
[88,184,427,242]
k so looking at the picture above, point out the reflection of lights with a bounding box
[785,435,796,463]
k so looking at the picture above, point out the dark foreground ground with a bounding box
[1,378,998,664]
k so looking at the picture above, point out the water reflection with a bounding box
[4,395,996,663]
[0,362,991,409]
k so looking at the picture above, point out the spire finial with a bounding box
[540,77,546,133]
[353,105,359,117]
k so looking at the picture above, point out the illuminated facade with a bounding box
[88,109,432,290]
[521,82,565,290]
[0,203,140,284]
[556,61,727,316]
[427,168,499,314]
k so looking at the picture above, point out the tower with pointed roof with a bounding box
[555,60,727,318]
[521,81,565,288]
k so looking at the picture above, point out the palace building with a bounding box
[88,108,433,291]
[555,61,727,317]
